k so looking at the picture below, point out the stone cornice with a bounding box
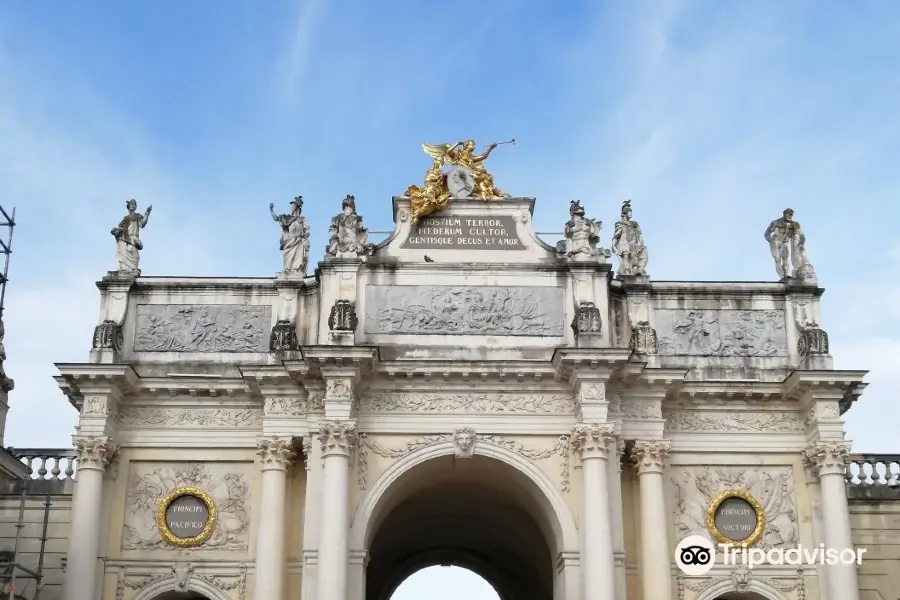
[781,369,868,411]
[551,348,633,381]
[239,365,305,398]
[54,363,140,409]
[671,380,785,403]
[300,346,379,378]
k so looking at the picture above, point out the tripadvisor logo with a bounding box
[675,535,867,576]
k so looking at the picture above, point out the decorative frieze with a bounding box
[264,396,310,417]
[676,567,805,600]
[664,410,805,433]
[118,408,263,428]
[621,399,663,419]
[355,392,573,414]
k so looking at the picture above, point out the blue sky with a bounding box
[2,1,899,597]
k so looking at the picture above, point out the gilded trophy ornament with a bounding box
[705,489,766,547]
[405,138,515,222]
[156,486,217,548]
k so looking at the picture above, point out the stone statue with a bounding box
[0,314,13,393]
[111,199,151,275]
[325,195,374,258]
[556,200,610,259]
[269,196,310,275]
[763,208,816,282]
[611,199,648,277]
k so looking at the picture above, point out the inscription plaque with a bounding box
[157,487,217,547]
[401,215,524,250]
[706,490,765,546]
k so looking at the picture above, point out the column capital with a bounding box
[630,440,671,475]
[257,436,297,471]
[72,435,118,471]
[570,423,615,460]
[803,441,851,477]
[319,420,358,457]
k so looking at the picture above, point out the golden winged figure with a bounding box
[405,138,514,222]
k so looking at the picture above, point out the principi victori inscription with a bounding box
[706,490,765,546]
[157,487,217,547]
[401,215,524,250]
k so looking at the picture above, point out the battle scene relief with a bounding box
[655,309,788,357]
[670,466,799,550]
[122,462,253,551]
[364,285,565,336]
[133,304,272,352]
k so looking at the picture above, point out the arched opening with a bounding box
[362,453,564,600]
[390,565,500,600]
[148,593,210,600]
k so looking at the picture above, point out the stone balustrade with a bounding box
[846,454,900,499]
[9,448,77,480]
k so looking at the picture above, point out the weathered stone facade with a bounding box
[0,195,895,600]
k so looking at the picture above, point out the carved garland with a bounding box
[156,487,217,548]
[676,566,805,600]
[117,563,247,600]
[356,433,571,492]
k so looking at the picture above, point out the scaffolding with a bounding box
[0,205,49,600]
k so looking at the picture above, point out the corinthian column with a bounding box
[570,424,616,600]
[63,436,117,600]
[253,437,296,600]
[804,442,859,600]
[631,440,673,600]
[316,420,358,600]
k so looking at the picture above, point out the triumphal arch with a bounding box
[50,141,871,600]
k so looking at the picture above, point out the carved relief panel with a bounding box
[133,304,272,352]
[670,466,799,550]
[123,462,253,552]
[363,285,565,336]
[655,309,788,357]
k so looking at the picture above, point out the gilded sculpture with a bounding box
[405,138,514,222]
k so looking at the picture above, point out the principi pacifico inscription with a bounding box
[401,215,524,250]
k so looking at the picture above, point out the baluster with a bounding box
[51,458,62,480]
[37,456,48,479]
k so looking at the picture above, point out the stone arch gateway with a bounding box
[44,176,880,600]
[348,441,581,600]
